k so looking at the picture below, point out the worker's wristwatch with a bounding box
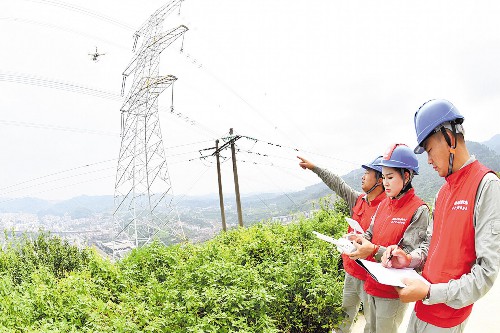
[422,287,431,305]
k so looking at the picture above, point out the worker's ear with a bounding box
[404,170,411,183]
[445,129,457,146]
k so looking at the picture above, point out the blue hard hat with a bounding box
[413,99,464,154]
[362,156,383,174]
[375,144,419,174]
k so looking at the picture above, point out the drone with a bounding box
[89,47,105,62]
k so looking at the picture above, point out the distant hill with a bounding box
[232,139,500,218]
[0,197,52,214]
[1,140,498,223]
[483,134,500,155]
[466,141,500,171]
[46,195,115,218]
[0,195,115,218]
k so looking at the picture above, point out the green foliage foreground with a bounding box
[0,198,349,332]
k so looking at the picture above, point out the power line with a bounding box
[165,139,216,150]
[1,166,115,197]
[2,14,308,149]
[175,49,315,150]
[158,104,220,139]
[239,135,360,166]
[0,16,248,142]
[188,132,362,169]
[0,138,215,195]
[0,2,344,221]
[170,164,214,207]
[0,71,122,101]
[0,119,119,136]
[0,160,213,206]
[21,0,135,31]
[0,174,115,205]
[0,158,117,192]
[5,1,320,154]
[0,17,128,50]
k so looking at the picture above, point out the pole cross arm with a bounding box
[212,135,241,156]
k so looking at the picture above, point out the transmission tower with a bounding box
[113,0,188,258]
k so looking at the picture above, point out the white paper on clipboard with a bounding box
[356,259,430,287]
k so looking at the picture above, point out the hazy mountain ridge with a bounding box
[1,138,499,219]
[483,134,500,154]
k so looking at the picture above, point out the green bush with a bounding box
[0,197,349,332]
[0,231,92,285]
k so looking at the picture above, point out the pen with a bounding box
[387,238,404,263]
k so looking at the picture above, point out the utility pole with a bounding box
[215,139,227,231]
[210,129,243,228]
[230,128,244,227]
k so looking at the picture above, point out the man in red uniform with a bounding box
[383,99,500,333]
[298,155,386,333]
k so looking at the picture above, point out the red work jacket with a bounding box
[415,161,492,328]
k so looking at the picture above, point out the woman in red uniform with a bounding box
[348,143,430,333]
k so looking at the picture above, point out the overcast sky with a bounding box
[1,0,500,201]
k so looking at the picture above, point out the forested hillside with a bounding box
[0,198,350,332]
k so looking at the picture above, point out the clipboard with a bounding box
[356,259,430,288]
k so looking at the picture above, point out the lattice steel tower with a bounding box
[113,0,188,258]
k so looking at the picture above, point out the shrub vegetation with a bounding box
[0,197,349,332]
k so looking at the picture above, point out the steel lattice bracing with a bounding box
[113,1,188,258]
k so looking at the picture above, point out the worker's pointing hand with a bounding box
[297,156,315,170]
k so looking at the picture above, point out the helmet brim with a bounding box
[414,145,425,154]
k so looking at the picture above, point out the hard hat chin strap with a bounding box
[439,122,458,177]
[365,182,380,195]
[394,169,414,199]
[365,171,383,195]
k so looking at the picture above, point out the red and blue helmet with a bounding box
[375,143,419,175]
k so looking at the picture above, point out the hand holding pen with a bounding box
[387,238,404,262]
[382,238,411,268]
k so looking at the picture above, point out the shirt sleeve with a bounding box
[312,166,361,212]
[400,205,430,253]
[428,173,500,307]
[408,203,434,269]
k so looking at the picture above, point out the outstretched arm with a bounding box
[297,156,361,211]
